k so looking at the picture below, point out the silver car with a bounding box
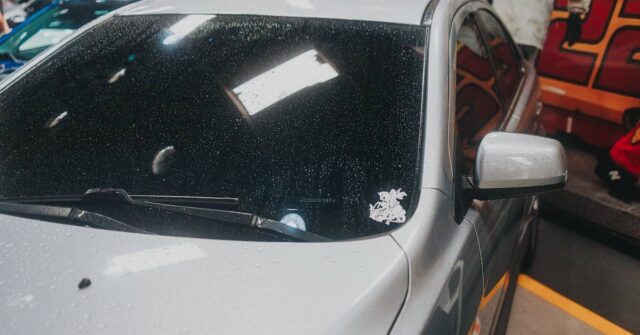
[0,0,567,334]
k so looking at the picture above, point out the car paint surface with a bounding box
[391,0,542,333]
[0,214,408,334]
[122,0,433,25]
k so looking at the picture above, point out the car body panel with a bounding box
[392,2,485,334]
[466,198,526,334]
[390,188,484,334]
[417,0,455,197]
[0,214,408,335]
[391,0,542,334]
[447,2,541,334]
[122,0,432,25]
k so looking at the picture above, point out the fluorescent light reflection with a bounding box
[108,67,126,84]
[104,243,205,276]
[44,111,68,128]
[232,49,339,115]
[163,15,215,45]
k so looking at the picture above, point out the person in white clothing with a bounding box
[491,0,591,59]
[565,0,592,46]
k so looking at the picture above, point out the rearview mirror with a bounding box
[465,132,567,200]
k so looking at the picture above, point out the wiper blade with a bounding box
[0,194,240,206]
[82,188,330,242]
[0,201,150,234]
[126,195,239,206]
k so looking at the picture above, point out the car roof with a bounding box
[120,0,433,25]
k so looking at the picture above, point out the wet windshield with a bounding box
[0,15,426,240]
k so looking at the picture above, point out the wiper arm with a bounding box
[0,201,150,234]
[82,188,330,242]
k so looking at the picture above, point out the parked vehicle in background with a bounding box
[537,0,640,148]
[21,0,53,17]
[0,0,567,334]
[6,0,53,27]
[0,0,139,79]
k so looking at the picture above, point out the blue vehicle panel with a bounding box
[0,0,139,79]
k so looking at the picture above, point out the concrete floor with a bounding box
[507,284,601,335]
[506,217,640,334]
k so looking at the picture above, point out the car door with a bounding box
[474,10,541,335]
[451,8,531,335]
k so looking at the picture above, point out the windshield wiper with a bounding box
[80,188,330,242]
[0,201,150,234]
[0,193,240,206]
[0,189,329,242]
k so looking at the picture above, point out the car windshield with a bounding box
[0,15,426,240]
[0,3,124,60]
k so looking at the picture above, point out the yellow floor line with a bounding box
[518,274,632,335]
[480,274,507,308]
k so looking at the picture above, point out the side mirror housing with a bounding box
[466,132,568,200]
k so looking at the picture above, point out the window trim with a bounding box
[451,7,495,221]
[449,5,527,220]
[473,9,527,128]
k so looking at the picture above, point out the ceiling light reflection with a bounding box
[163,14,215,45]
[108,67,126,84]
[44,111,68,128]
[232,49,339,115]
[103,243,205,276]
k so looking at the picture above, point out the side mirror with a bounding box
[465,132,567,200]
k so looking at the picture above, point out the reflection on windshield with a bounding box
[0,3,136,61]
[108,67,127,84]
[163,14,215,45]
[43,110,68,128]
[280,213,307,231]
[18,28,74,51]
[231,49,339,115]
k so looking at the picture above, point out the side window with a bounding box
[475,10,524,110]
[455,16,503,170]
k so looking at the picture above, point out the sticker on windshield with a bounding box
[369,188,408,225]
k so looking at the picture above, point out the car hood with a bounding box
[0,214,408,334]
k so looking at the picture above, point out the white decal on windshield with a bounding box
[369,188,408,225]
